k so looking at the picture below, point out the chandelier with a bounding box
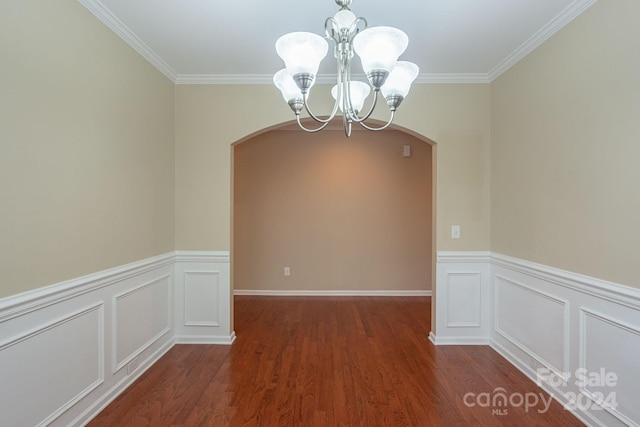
[273,0,419,137]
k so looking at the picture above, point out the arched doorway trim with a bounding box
[230,120,437,333]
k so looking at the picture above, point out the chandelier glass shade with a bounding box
[273,0,419,137]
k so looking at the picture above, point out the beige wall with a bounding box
[233,130,432,291]
[491,0,640,288]
[1,1,492,299]
[0,0,175,298]
[175,83,491,255]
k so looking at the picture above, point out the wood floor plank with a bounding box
[89,296,583,426]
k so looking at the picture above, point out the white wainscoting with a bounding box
[432,251,640,426]
[431,252,491,345]
[3,249,637,426]
[490,253,640,427]
[494,274,569,379]
[0,251,236,426]
[0,303,104,426]
[579,308,640,426]
[174,251,235,345]
[112,274,172,373]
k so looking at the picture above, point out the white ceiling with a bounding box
[79,0,596,84]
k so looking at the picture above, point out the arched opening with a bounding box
[231,121,436,329]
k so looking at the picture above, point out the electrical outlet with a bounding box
[284,267,291,276]
[451,225,461,239]
[127,357,139,375]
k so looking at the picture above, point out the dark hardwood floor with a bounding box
[89,296,583,426]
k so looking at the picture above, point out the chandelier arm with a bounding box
[302,92,340,124]
[349,17,367,36]
[357,110,396,131]
[325,17,338,40]
[341,52,366,123]
[300,46,344,125]
[296,114,331,133]
[326,15,366,42]
[341,52,355,120]
[342,111,353,138]
[340,50,378,124]
[348,90,379,123]
[344,56,355,119]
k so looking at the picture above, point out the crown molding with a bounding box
[174,73,490,85]
[488,0,598,81]
[79,0,178,82]
[174,74,274,85]
[80,0,596,86]
[415,73,490,84]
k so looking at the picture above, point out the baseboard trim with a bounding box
[234,289,432,297]
[489,340,595,427]
[428,331,489,345]
[175,331,236,345]
[73,338,176,426]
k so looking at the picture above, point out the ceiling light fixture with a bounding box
[273,0,419,137]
